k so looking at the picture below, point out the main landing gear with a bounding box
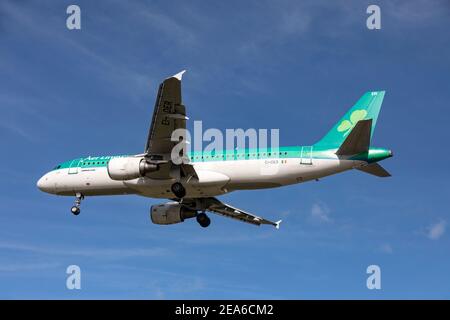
[196,212,211,228]
[171,182,186,199]
[70,192,84,216]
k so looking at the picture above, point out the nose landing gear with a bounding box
[70,193,84,215]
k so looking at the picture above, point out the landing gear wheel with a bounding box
[71,192,84,216]
[196,212,211,228]
[171,182,186,199]
[71,206,81,215]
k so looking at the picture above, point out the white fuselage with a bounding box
[37,155,362,199]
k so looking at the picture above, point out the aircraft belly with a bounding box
[124,169,230,199]
[197,158,356,190]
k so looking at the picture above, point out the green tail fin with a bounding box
[314,91,385,149]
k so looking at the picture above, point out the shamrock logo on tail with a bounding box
[337,109,367,136]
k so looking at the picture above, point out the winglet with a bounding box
[275,220,282,229]
[170,70,186,81]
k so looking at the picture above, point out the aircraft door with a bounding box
[300,146,313,165]
[68,159,80,174]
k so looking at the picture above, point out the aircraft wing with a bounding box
[142,71,197,180]
[144,70,188,157]
[206,198,282,229]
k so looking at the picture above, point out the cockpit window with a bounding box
[53,165,61,170]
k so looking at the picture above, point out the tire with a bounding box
[196,213,211,228]
[171,182,186,198]
[71,206,80,215]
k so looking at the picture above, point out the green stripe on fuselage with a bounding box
[51,146,390,171]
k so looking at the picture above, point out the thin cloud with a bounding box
[139,10,197,47]
[179,231,275,245]
[310,202,332,223]
[0,241,169,259]
[0,93,53,143]
[280,210,291,218]
[279,8,312,36]
[1,1,155,101]
[0,262,61,273]
[427,220,446,240]
[380,243,393,254]
[385,0,449,24]
[0,121,37,142]
[108,263,267,297]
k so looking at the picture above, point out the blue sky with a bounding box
[0,0,449,299]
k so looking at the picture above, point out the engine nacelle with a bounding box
[107,157,158,181]
[150,202,197,225]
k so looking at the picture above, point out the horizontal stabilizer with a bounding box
[357,163,391,177]
[336,119,372,155]
[275,220,282,229]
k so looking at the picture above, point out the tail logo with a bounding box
[337,109,367,136]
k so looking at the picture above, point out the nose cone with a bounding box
[37,174,53,193]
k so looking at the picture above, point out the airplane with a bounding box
[37,70,392,229]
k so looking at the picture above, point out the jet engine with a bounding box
[150,202,197,225]
[107,157,158,181]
